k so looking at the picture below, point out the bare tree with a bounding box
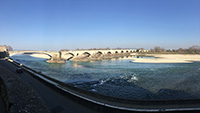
[7,45,13,51]
[161,47,166,52]
[154,46,161,52]
[60,49,69,51]
[105,47,111,50]
[188,45,200,53]
[177,48,183,53]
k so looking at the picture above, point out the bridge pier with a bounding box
[46,52,66,63]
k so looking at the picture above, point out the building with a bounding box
[0,45,7,52]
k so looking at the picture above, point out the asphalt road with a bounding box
[0,90,6,113]
[0,60,101,113]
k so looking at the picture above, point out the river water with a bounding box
[11,54,200,100]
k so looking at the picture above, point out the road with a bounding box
[0,60,101,113]
[0,91,6,113]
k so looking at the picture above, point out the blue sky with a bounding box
[0,0,200,50]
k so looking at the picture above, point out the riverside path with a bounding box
[0,60,101,113]
[0,90,6,113]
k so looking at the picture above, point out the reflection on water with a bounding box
[134,55,156,59]
[11,54,200,100]
[72,63,83,68]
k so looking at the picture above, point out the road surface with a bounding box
[0,60,101,113]
[0,91,6,113]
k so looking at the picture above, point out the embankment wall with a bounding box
[0,63,51,113]
[6,58,200,113]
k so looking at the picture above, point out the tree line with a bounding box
[60,47,131,51]
[148,45,200,54]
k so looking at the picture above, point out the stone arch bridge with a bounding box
[61,49,135,60]
[9,49,136,63]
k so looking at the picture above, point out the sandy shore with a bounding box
[132,54,200,63]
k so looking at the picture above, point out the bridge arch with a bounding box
[93,51,103,58]
[63,52,75,60]
[15,52,52,59]
[115,51,118,54]
[107,51,112,55]
[121,51,124,53]
[82,52,91,57]
[97,51,103,55]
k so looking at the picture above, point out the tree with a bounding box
[139,48,144,50]
[188,45,200,53]
[136,49,140,52]
[105,47,111,50]
[116,47,122,50]
[7,45,13,51]
[60,49,69,51]
[154,46,161,52]
[177,48,183,53]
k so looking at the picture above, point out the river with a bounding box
[11,54,200,100]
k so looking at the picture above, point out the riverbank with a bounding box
[0,59,100,113]
[3,57,200,112]
[132,54,200,63]
[0,60,50,113]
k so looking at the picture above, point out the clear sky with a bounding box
[0,0,200,51]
